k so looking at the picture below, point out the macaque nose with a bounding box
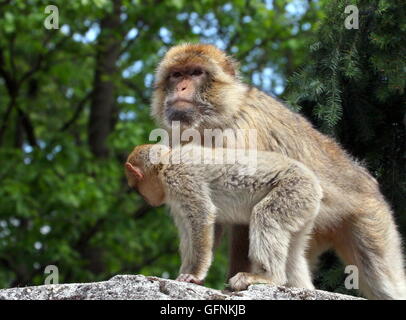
[177,84,187,92]
[172,79,194,105]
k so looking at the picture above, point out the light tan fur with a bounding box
[150,43,406,299]
[125,144,323,289]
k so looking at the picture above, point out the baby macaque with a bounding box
[125,144,322,291]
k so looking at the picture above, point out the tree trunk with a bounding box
[88,0,123,158]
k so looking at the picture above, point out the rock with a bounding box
[0,274,363,300]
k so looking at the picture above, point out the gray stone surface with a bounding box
[0,274,363,300]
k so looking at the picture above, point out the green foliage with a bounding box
[0,0,321,289]
[285,0,405,293]
[0,0,403,297]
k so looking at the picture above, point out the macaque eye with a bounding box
[171,72,182,78]
[191,69,203,76]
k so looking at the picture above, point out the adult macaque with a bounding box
[125,144,322,289]
[150,43,406,299]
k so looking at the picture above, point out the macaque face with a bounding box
[125,159,165,207]
[136,180,165,207]
[164,64,211,126]
[152,44,240,130]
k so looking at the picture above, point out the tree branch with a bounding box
[119,21,146,57]
[16,107,37,147]
[123,79,149,105]
[0,47,17,94]
[60,91,92,131]
[0,98,16,146]
[18,33,69,86]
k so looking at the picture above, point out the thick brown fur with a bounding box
[125,144,323,289]
[150,43,406,299]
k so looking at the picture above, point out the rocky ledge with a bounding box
[0,274,363,300]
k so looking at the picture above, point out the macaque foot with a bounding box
[229,272,273,291]
[176,273,204,285]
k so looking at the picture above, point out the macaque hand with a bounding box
[176,273,204,285]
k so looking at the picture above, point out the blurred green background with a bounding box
[0,0,404,297]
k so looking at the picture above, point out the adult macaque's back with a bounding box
[150,43,406,299]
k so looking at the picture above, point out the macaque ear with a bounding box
[125,162,144,180]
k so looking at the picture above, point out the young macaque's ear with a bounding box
[125,162,144,180]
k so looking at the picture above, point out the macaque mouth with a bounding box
[165,99,199,124]
[167,98,195,106]
[165,107,194,124]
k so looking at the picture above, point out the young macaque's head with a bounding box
[125,144,167,207]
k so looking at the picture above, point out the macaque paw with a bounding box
[229,272,272,291]
[176,274,204,285]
